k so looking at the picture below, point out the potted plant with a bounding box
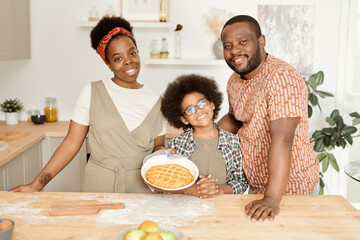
[305,71,360,194]
[1,98,24,125]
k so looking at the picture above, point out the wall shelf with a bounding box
[77,21,172,29]
[144,58,226,66]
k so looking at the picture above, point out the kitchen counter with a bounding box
[0,121,70,167]
[0,121,183,167]
[1,191,360,239]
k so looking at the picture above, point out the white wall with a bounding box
[0,0,342,122]
[0,0,355,196]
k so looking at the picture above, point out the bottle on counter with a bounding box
[160,38,169,59]
[150,39,160,59]
[159,0,167,22]
[44,97,58,122]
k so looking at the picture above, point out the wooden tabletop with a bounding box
[1,192,359,239]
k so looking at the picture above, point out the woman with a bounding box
[12,17,166,193]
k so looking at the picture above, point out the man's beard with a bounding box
[226,43,262,77]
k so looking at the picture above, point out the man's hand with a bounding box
[245,196,280,222]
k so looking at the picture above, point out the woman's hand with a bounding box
[10,183,38,193]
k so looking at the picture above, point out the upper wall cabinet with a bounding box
[0,0,30,61]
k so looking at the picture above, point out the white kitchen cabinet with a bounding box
[0,142,42,191]
[0,0,30,61]
[41,137,86,192]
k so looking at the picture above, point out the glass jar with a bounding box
[44,97,58,122]
[150,39,160,59]
[104,5,116,18]
[160,38,169,59]
[88,6,100,21]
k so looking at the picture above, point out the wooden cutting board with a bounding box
[49,200,125,216]
[0,131,31,141]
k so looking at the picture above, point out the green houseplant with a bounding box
[305,71,360,194]
[1,98,24,125]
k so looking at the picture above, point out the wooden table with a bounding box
[1,192,359,239]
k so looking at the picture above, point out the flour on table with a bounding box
[0,194,213,227]
[96,195,212,227]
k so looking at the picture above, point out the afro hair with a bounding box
[161,74,223,130]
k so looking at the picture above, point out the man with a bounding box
[219,15,319,222]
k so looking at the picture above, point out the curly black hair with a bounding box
[161,74,223,130]
[90,17,135,62]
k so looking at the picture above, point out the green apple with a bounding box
[123,229,146,240]
[156,230,176,240]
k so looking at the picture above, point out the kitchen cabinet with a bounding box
[0,0,31,61]
[41,137,87,192]
[0,141,41,191]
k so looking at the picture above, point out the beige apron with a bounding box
[83,80,164,193]
[189,136,227,184]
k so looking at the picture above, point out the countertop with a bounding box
[1,192,360,239]
[0,121,183,167]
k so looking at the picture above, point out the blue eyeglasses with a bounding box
[183,99,208,116]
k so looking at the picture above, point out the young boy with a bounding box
[161,74,248,198]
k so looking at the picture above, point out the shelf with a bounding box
[144,58,226,66]
[77,21,172,29]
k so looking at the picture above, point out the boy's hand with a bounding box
[165,148,176,155]
[196,175,219,198]
[183,183,200,197]
[183,176,217,198]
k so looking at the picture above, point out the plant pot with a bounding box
[212,38,223,59]
[5,112,19,125]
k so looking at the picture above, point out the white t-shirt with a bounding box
[71,78,166,135]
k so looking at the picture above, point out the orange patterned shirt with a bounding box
[227,54,319,194]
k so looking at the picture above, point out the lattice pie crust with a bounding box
[145,164,194,189]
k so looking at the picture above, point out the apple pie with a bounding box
[145,164,194,189]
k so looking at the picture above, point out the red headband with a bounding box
[96,27,136,63]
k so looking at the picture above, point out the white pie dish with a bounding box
[141,154,199,193]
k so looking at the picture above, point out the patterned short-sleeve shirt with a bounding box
[227,54,319,195]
